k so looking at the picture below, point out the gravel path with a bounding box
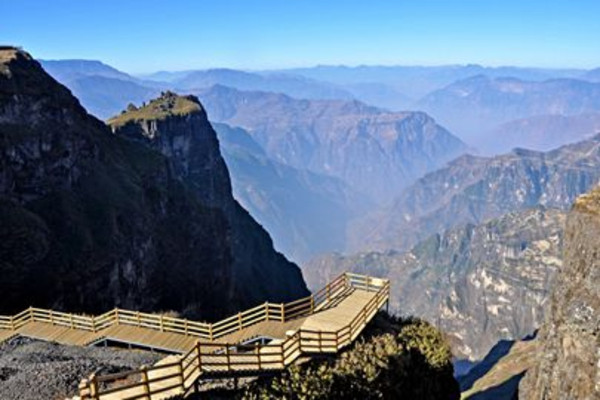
[0,337,163,400]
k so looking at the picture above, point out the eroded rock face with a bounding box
[520,188,600,400]
[304,207,565,360]
[0,48,307,320]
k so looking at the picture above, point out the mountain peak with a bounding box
[108,91,203,128]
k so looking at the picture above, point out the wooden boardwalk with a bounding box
[0,273,389,400]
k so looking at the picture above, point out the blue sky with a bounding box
[2,0,599,73]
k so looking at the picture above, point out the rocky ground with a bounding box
[0,337,162,400]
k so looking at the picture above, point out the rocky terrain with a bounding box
[305,207,565,360]
[356,135,600,252]
[196,84,467,204]
[0,337,161,400]
[520,187,600,399]
[0,48,307,320]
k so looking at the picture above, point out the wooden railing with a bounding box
[0,273,354,342]
[77,273,390,400]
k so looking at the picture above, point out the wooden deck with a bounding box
[0,272,389,400]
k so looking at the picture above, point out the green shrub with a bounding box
[242,313,460,400]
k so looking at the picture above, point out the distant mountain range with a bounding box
[196,85,467,204]
[280,65,584,99]
[485,112,600,153]
[42,60,600,156]
[40,60,161,118]
[418,75,600,147]
[354,135,600,252]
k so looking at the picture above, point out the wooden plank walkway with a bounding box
[0,272,389,400]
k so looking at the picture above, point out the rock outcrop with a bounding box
[0,47,307,320]
[519,187,600,399]
[305,207,565,360]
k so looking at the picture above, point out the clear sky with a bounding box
[2,0,599,73]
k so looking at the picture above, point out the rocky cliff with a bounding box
[0,48,307,320]
[519,187,600,399]
[305,207,565,360]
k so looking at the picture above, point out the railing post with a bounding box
[29,307,34,322]
[238,312,243,330]
[114,308,119,325]
[256,343,262,370]
[9,316,15,331]
[177,359,184,388]
[209,324,214,341]
[225,345,231,372]
[318,330,322,352]
[196,341,203,370]
[69,313,74,329]
[184,319,189,335]
[265,302,269,321]
[89,373,98,400]
[160,315,165,332]
[49,309,54,325]
[280,303,285,322]
[140,365,150,400]
[310,295,315,313]
[136,311,141,327]
[79,378,90,400]
[326,284,331,302]
[367,276,370,292]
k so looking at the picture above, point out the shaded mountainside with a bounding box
[214,122,370,263]
[196,85,467,204]
[356,135,600,252]
[459,338,537,400]
[0,48,307,320]
[305,207,565,360]
[520,187,600,399]
[417,75,600,143]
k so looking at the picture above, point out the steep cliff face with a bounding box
[0,48,307,320]
[305,207,565,360]
[108,92,309,309]
[520,188,600,399]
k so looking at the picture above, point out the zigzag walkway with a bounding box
[0,273,390,400]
